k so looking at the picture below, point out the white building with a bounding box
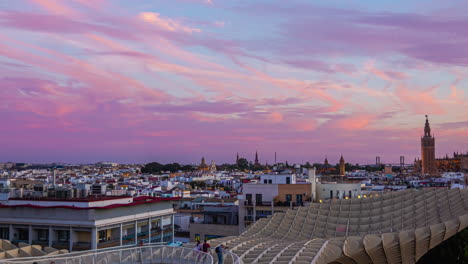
[259,174,296,184]
[0,196,176,251]
[315,182,362,200]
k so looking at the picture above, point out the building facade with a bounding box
[0,196,176,251]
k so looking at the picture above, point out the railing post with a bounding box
[150,246,154,263]
[139,247,143,264]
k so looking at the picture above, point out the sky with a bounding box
[0,0,467,165]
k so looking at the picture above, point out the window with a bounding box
[285,194,292,202]
[18,229,28,241]
[37,229,48,241]
[255,194,262,205]
[98,230,107,243]
[57,230,70,242]
[268,179,272,184]
[286,177,291,184]
[296,194,303,205]
[264,179,267,184]
[330,190,333,199]
[349,190,352,198]
[0,228,8,240]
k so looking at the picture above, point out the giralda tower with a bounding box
[421,115,436,175]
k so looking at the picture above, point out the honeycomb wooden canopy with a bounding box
[212,188,468,264]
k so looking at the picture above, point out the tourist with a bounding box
[215,244,228,264]
[202,239,211,253]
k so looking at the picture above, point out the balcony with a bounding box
[52,240,69,249]
[73,242,91,251]
[32,240,49,246]
[244,200,272,206]
[97,239,121,249]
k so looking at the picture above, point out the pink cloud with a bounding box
[30,0,80,17]
[365,61,408,81]
[395,85,446,115]
[139,12,201,33]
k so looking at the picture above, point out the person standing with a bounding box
[202,239,211,253]
[215,244,228,264]
[193,241,202,260]
[194,241,202,251]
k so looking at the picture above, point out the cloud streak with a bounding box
[0,1,466,164]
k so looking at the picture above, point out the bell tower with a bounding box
[421,115,436,176]
[339,155,345,176]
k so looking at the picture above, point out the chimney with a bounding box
[308,167,317,202]
[53,169,57,186]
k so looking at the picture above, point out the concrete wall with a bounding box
[278,184,311,203]
[175,214,191,231]
[243,184,278,203]
[260,174,296,184]
[189,223,240,242]
[316,182,361,200]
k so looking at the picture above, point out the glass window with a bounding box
[98,230,106,243]
[122,222,136,245]
[0,228,9,240]
[38,229,48,241]
[255,194,262,205]
[57,230,70,242]
[18,228,28,241]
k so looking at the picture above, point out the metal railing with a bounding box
[211,250,242,264]
[0,244,213,264]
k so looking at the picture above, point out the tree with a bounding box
[141,162,163,174]
[142,162,192,173]
[237,158,249,170]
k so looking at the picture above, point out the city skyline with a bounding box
[1,0,467,164]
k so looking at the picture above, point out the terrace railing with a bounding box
[0,244,214,264]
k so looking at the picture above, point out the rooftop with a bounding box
[1,196,179,210]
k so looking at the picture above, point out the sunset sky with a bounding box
[0,0,467,164]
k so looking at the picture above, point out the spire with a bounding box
[236,152,239,163]
[324,155,329,165]
[340,154,344,163]
[424,115,431,137]
[255,150,259,164]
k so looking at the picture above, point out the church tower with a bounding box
[254,151,260,167]
[339,155,345,176]
[198,157,209,171]
[421,115,436,176]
